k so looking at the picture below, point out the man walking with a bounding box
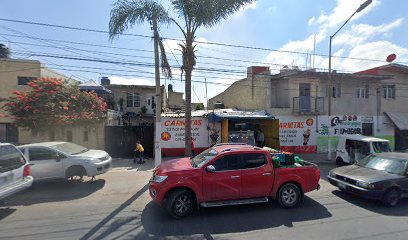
[134,141,145,164]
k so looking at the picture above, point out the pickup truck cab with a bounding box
[149,144,320,218]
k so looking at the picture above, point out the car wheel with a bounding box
[382,188,400,207]
[166,189,195,218]
[278,183,302,208]
[336,157,344,166]
[66,166,87,182]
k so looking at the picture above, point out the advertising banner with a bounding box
[277,116,317,153]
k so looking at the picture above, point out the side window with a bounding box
[242,153,267,169]
[0,145,25,170]
[212,154,240,171]
[29,148,57,161]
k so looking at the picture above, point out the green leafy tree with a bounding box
[110,0,254,156]
[1,78,107,130]
[195,103,204,110]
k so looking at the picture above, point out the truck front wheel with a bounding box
[166,189,196,218]
[277,183,302,208]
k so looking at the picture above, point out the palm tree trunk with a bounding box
[184,38,194,157]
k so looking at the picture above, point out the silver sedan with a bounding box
[18,142,112,181]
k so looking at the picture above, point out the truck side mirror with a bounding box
[206,165,215,173]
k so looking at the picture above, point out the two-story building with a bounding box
[102,80,167,126]
[209,66,394,153]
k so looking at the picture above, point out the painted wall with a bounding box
[277,116,317,153]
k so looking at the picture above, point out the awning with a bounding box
[208,109,274,122]
[384,112,408,130]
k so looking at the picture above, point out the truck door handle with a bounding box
[262,173,272,176]
[231,175,240,179]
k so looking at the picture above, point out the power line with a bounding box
[0,17,395,64]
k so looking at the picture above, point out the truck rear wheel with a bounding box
[277,183,301,208]
[166,189,195,218]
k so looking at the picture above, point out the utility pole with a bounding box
[153,16,161,167]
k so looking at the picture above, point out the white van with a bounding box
[0,143,33,201]
[335,135,391,165]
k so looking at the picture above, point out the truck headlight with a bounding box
[152,175,168,183]
[356,180,375,189]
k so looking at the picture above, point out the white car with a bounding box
[0,143,33,201]
[18,142,112,181]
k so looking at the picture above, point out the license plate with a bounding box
[337,182,346,190]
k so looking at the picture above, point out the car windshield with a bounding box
[191,148,218,168]
[372,142,391,153]
[356,155,408,175]
[49,142,89,155]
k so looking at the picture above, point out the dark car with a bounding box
[328,152,408,207]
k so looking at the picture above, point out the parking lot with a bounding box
[1,156,408,240]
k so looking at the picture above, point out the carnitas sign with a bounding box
[161,117,210,156]
[278,116,317,153]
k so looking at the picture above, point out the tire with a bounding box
[66,166,87,181]
[166,189,195,218]
[382,188,400,207]
[277,183,302,208]
[336,157,344,166]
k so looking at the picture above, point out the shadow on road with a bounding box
[138,196,332,238]
[0,207,16,221]
[332,190,408,216]
[1,179,105,206]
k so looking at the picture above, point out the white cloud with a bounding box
[333,18,404,46]
[308,16,316,26]
[109,76,155,86]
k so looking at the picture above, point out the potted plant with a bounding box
[140,106,147,115]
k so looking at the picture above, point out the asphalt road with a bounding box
[1,158,408,240]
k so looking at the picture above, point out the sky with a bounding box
[1,0,407,106]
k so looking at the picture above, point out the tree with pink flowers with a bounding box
[1,77,107,130]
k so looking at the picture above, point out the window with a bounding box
[383,85,395,99]
[356,87,368,98]
[83,131,89,142]
[17,76,36,85]
[126,93,140,107]
[242,153,266,169]
[0,145,25,172]
[326,86,341,98]
[66,131,73,142]
[29,148,57,161]
[213,154,240,171]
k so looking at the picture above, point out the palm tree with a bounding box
[110,0,255,156]
[0,43,10,58]
[109,0,172,77]
[170,0,255,156]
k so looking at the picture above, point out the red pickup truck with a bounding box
[149,144,320,218]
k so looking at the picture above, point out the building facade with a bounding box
[209,66,395,153]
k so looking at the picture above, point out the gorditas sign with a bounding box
[161,117,210,156]
[278,116,317,153]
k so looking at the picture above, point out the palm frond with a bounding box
[109,0,171,39]
[0,43,10,58]
[158,39,172,79]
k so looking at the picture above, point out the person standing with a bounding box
[134,141,145,164]
[191,137,195,157]
[257,129,265,148]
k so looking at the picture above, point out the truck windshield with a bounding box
[372,142,391,153]
[191,148,218,168]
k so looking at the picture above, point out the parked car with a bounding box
[0,143,33,201]
[18,142,112,181]
[149,143,321,218]
[336,135,391,165]
[328,152,408,207]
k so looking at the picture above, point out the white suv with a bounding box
[0,143,33,201]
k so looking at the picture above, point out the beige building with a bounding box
[0,58,106,150]
[167,84,185,111]
[102,82,167,125]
